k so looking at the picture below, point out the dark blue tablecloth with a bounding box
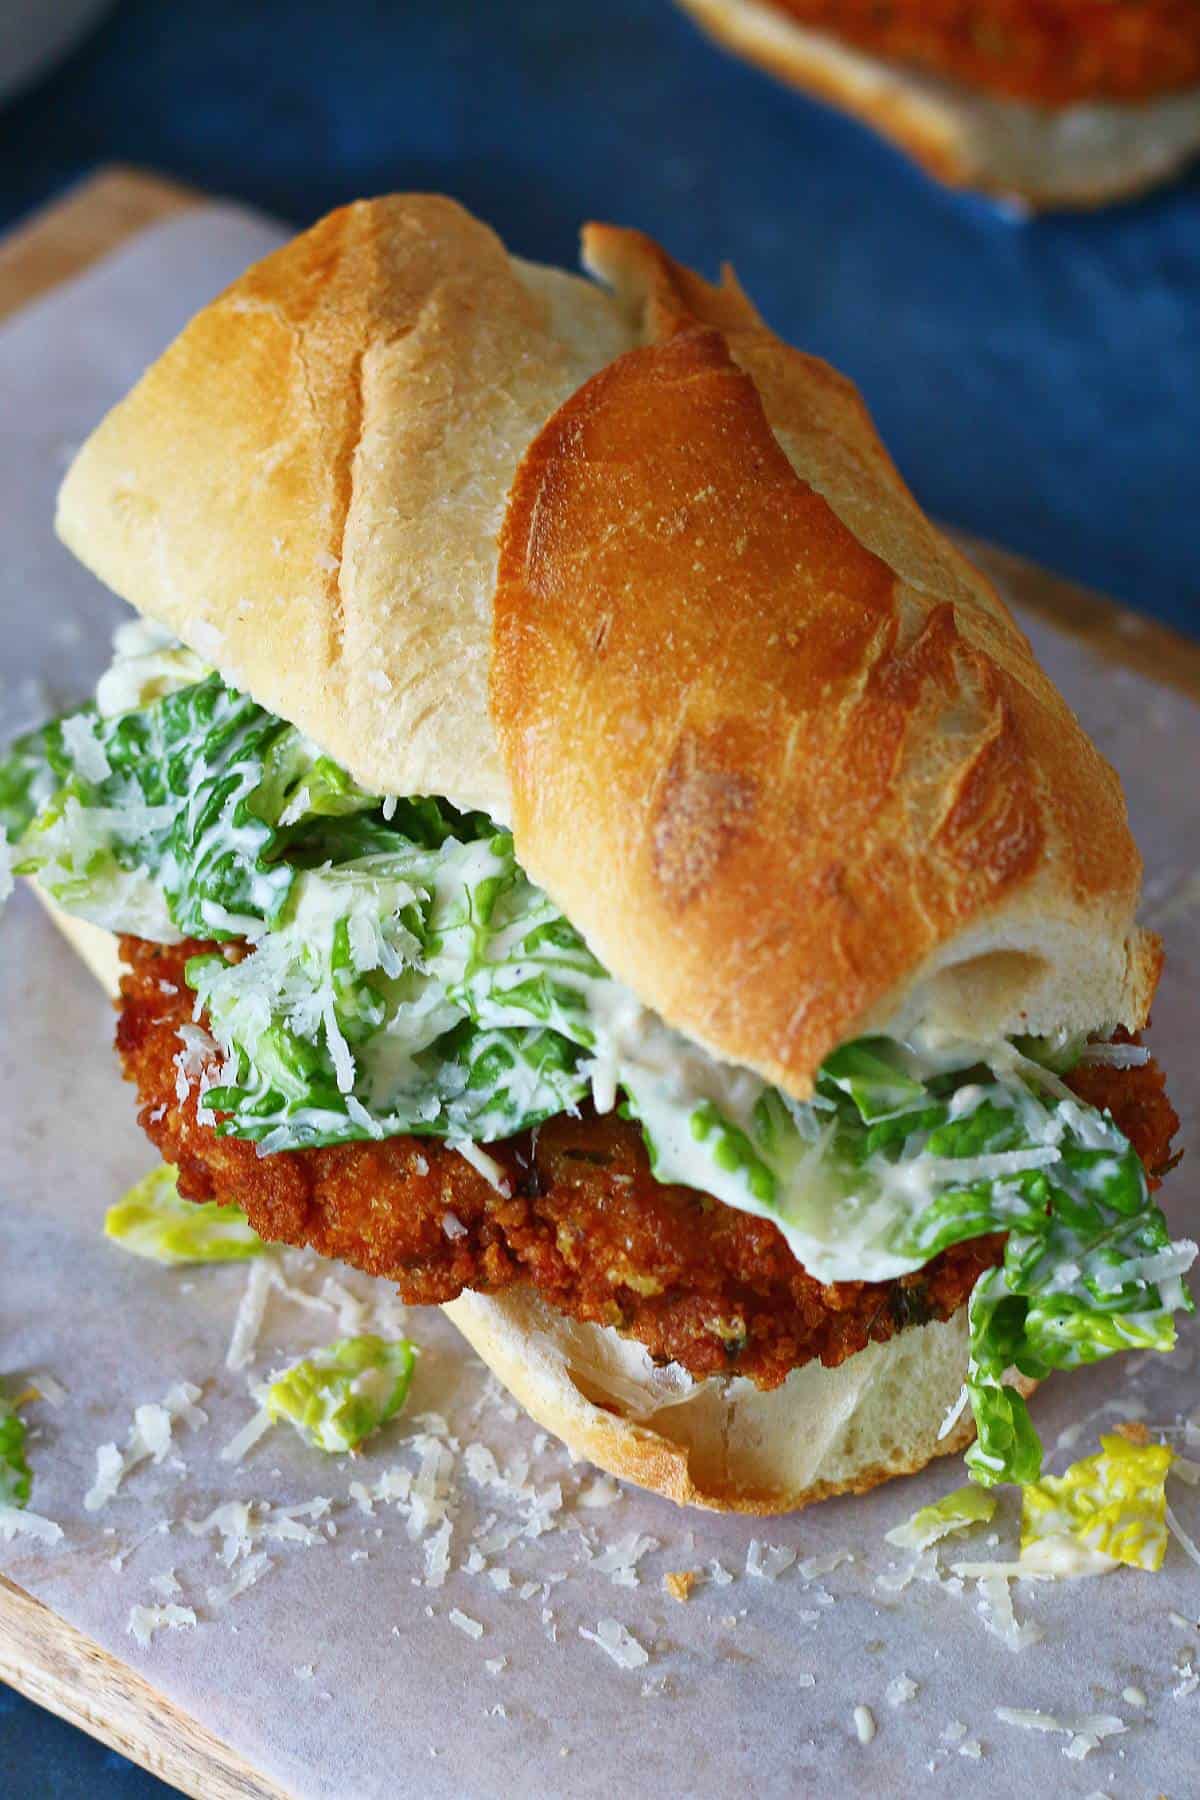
[0,1,1196,1793]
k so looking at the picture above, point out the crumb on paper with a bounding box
[449,1609,484,1640]
[853,1704,876,1744]
[886,1675,918,1707]
[579,1619,649,1669]
[664,1569,699,1602]
[127,1603,196,1647]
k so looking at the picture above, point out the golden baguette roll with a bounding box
[673,0,1200,207]
[44,197,1139,1509]
[58,197,1157,1105]
[33,890,1022,1514]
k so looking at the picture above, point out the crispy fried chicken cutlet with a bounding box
[116,936,1179,1391]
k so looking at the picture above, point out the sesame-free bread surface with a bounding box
[56,195,634,819]
[493,224,1158,1099]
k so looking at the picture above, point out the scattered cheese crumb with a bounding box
[577,1476,620,1509]
[886,1675,918,1707]
[206,1552,273,1610]
[994,1707,1126,1760]
[592,1531,658,1587]
[579,1619,649,1669]
[797,1549,852,1580]
[449,1609,484,1640]
[84,1382,206,1511]
[853,1705,876,1744]
[747,1540,796,1581]
[0,1506,63,1545]
[127,1603,196,1647]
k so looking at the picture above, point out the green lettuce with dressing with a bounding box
[1,622,1193,1487]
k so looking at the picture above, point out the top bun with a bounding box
[56,195,634,819]
[56,196,1157,1100]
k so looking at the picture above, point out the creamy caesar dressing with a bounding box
[95,618,209,718]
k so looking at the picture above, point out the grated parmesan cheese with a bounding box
[207,1552,273,1609]
[127,1603,197,1647]
[746,1540,796,1581]
[579,1619,649,1670]
[219,1405,273,1465]
[994,1707,1126,1760]
[886,1675,918,1707]
[576,1475,620,1509]
[797,1548,852,1580]
[84,1382,206,1511]
[1166,1503,1200,1571]
[0,1505,63,1545]
[591,1531,659,1587]
[449,1608,484,1640]
[853,1705,876,1744]
[451,1139,511,1195]
[423,1518,453,1588]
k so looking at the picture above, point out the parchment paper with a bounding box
[1,208,1198,1800]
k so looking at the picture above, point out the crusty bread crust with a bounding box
[55,197,635,819]
[673,0,1200,207]
[494,227,1158,1098]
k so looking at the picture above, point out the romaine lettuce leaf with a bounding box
[1020,1433,1175,1570]
[885,1483,996,1550]
[105,1164,266,1263]
[0,718,67,844]
[0,1380,31,1509]
[265,1335,416,1453]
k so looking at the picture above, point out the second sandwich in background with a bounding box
[0,194,1190,1513]
[673,0,1200,206]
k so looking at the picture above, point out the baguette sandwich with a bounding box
[674,0,1200,207]
[1,195,1190,1511]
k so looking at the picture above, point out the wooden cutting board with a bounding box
[0,165,1197,1800]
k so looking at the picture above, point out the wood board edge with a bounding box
[0,1574,289,1799]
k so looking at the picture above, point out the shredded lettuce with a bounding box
[265,1336,416,1454]
[1020,1433,1175,1571]
[105,1164,266,1264]
[886,1484,996,1550]
[0,1380,32,1509]
[3,630,1193,1489]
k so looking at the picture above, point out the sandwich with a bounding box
[0,195,1191,1512]
[673,0,1200,207]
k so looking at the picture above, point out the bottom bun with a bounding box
[36,886,1026,1513]
[674,0,1200,208]
[445,1288,1009,1513]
